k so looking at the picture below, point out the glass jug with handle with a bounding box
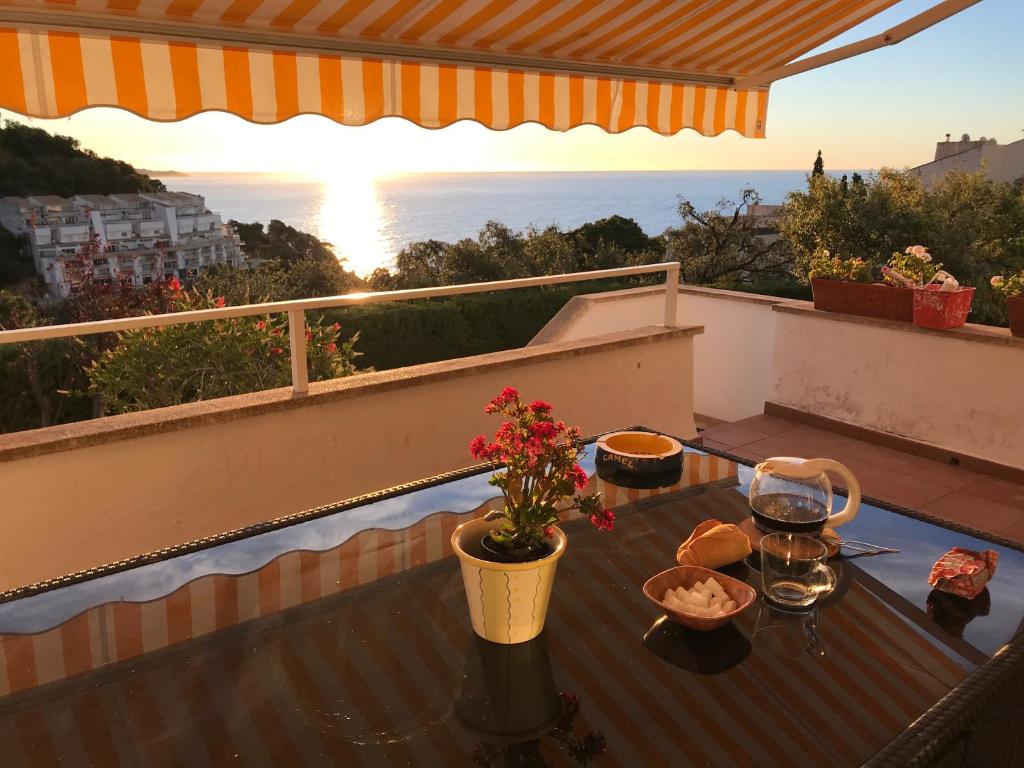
[748,457,861,534]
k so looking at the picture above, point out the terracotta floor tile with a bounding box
[921,493,1024,535]
[698,424,775,449]
[698,438,733,454]
[728,414,802,437]
[775,426,856,452]
[1001,519,1024,546]
[957,476,1024,511]
[852,465,958,509]
[832,441,974,490]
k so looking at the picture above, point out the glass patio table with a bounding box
[0,440,1021,767]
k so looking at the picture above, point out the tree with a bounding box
[0,120,165,197]
[812,150,824,178]
[0,291,90,431]
[779,168,927,278]
[662,189,792,284]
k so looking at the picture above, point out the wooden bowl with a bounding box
[596,431,683,475]
[643,565,757,631]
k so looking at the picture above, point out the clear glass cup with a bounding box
[760,533,836,608]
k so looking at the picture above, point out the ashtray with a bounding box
[596,431,683,475]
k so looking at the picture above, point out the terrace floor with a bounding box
[699,414,1024,547]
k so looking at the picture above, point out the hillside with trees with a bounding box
[0,121,166,197]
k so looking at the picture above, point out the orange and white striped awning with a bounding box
[0,1,906,137]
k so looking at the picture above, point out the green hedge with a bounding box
[320,278,657,371]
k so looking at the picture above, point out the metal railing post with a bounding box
[288,309,309,395]
[663,262,680,327]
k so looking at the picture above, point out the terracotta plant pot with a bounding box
[811,278,914,322]
[452,518,567,645]
[912,286,976,330]
[1008,296,1024,338]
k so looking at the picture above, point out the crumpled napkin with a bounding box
[928,547,998,600]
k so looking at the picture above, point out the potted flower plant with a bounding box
[990,273,1024,337]
[452,387,614,644]
[808,246,915,321]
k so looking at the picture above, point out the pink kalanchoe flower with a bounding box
[529,399,553,413]
[571,463,588,490]
[544,526,555,538]
[589,508,615,532]
[469,435,487,459]
[530,420,558,441]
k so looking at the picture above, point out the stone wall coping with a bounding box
[0,325,702,463]
[773,302,1024,350]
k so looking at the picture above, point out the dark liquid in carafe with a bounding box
[750,493,829,533]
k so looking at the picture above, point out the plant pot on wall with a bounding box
[912,286,976,330]
[1008,296,1024,338]
[811,278,914,322]
[452,518,567,645]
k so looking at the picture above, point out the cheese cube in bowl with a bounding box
[643,565,757,631]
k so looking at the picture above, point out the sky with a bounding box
[3,0,1023,175]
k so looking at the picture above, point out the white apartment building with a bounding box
[910,133,1024,186]
[0,192,245,297]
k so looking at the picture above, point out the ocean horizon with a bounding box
[158,169,865,276]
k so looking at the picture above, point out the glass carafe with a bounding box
[748,457,861,534]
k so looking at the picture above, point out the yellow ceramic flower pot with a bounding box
[451,518,567,645]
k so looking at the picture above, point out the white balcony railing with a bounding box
[0,263,681,396]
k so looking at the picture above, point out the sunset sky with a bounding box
[3,0,1022,176]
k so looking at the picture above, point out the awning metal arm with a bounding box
[733,0,980,90]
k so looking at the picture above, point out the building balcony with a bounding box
[0,276,1021,586]
[0,273,1021,766]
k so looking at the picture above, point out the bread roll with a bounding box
[676,519,752,569]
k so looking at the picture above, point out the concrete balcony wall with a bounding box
[771,306,1024,471]
[531,285,780,422]
[0,326,701,592]
[534,285,1024,472]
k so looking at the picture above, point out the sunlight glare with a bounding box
[317,165,395,276]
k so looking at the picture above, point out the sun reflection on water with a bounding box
[317,172,396,277]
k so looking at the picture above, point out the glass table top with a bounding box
[0,445,1020,766]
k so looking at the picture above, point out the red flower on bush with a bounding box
[484,386,520,414]
[269,346,284,356]
[325,342,337,354]
[255,320,266,331]
[167,277,182,293]
[214,296,226,308]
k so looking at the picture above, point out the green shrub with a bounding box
[326,278,658,370]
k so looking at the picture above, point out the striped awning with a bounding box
[0,1,904,137]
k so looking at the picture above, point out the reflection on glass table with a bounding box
[0,445,1020,766]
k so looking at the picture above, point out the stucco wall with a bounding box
[533,286,1024,469]
[531,285,780,422]
[0,326,699,592]
[770,307,1024,469]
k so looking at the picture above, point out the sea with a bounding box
[156,170,850,276]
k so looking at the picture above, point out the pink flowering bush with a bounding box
[470,387,614,560]
[87,283,361,413]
